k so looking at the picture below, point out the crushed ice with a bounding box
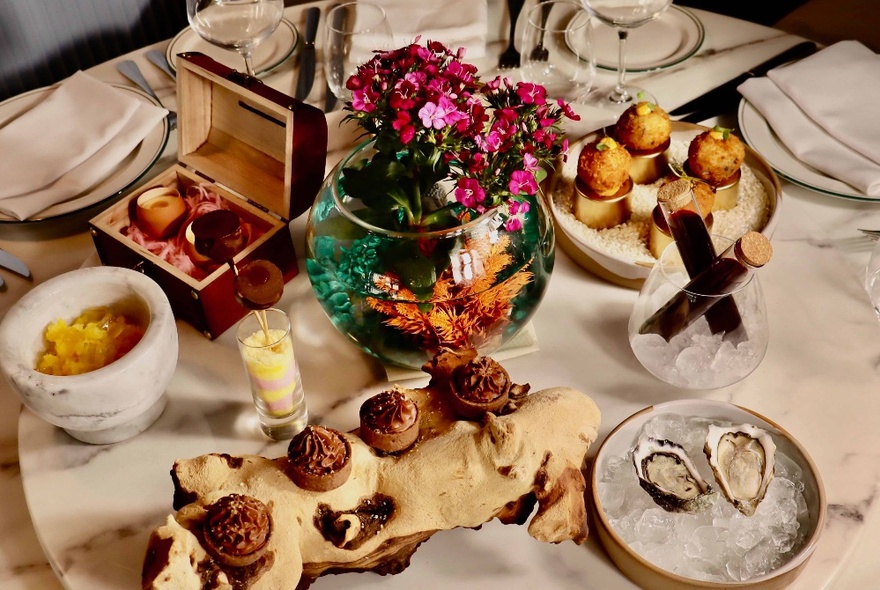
[599,414,809,583]
[631,308,769,388]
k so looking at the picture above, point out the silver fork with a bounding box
[529,0,554,62]
[499,0,526,69]
[116,60,177,130]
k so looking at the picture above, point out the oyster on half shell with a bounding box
[632,437,715,513]
[704,423,776,516]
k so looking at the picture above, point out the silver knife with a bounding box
[0,247,31,279]
[295,7,321,101]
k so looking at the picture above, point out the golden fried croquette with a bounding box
[577,136,632,196]
[614,101,672,152]
[687,127,746,186]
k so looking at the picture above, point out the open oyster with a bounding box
[632,437,715,513]
[704,424,776,516]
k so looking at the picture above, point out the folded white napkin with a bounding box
[359,0,489,59]
[738,41,880,197]
[0,71,167,220]
[768,41,880,165]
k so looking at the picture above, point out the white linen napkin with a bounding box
[767,41,880,166]
[0,71,167,220]
[738,41,880,197]
[359,0,489,59]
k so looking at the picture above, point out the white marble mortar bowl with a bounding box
[0,267,178,444]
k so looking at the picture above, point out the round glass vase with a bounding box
[305,142,555,369]
[628,235,769,389]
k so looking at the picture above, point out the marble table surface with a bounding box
[3,2,880,589]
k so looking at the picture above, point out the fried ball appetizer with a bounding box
[687,126,746,186]
[614,101,672,152]
[577,136,632,196]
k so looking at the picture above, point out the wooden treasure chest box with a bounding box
[89,53,327,339]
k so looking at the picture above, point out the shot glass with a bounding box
[236,308,308,440]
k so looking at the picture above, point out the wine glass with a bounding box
[324,2,394,103]
[580,0,672,111]
[186,0,285,77]
[520,0,595,103]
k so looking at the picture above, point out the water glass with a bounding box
[628,236,769,389]
[520,0,595,102]
[865,237,880,321]
[324,2,394,103]
[236,308,308,440]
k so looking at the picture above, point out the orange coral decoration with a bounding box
[367,234,533,351]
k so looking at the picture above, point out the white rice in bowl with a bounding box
[551,137,772,267]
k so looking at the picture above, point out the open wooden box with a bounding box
[90,53,327,339]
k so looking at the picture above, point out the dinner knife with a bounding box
[295,7,321,101]
[0,247,31,278]
[671,41,818,123]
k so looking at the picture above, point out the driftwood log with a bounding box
[142,366,601,590]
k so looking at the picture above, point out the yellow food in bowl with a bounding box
[36,307,146,376]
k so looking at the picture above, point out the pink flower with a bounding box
[351,89,376,112]
[556,98,581,121]
[509,170,538,195]
[418,95,463,130]
[455,178,485,208]
[516,82,547,105]
[523,153,539,171]
[508,199,531,215]
[504,217,523,232]
[478,130,503,152]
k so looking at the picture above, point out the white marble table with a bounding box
[3,2,880,589]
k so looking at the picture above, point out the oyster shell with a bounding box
[632,437,715,513]
[704,423,776,516]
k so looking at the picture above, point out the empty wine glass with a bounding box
[324,2,394,103]
[186,0,285,77]
[520,0,595,103]
[580,0,671,111]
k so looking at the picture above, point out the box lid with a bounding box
[176,52,327,220]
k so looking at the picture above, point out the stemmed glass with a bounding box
[580,0,672,111]
[324,2,394,103]
[520,0,595,103]
[186,0,285,77]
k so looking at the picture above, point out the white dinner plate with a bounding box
[590,5,704,72]
[0,85,170,224]
[737,98,871,201]
[165,18,299,77]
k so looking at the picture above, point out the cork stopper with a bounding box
[735,232,773,268]
[657,178,693,211]
[658,178,714,219]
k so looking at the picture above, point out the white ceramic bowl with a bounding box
[591,399,825,590]
[0,267,178,444]
[549,122,782,289]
